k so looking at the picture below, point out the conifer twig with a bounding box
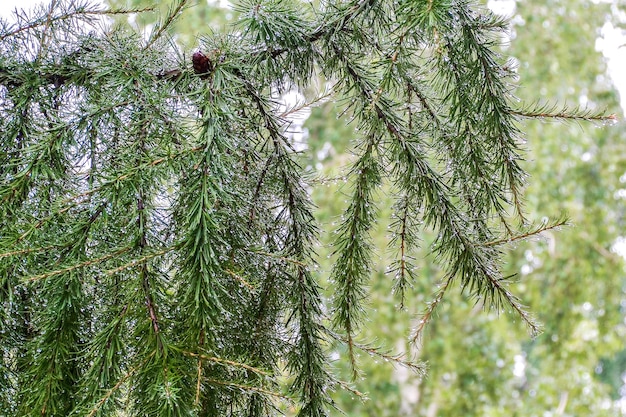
[86,354,154,417]
[182,351,270,376]
[278,90,334,118]
[330,331,426,376]
[509,101,617,122]
[325,371,367,399]
[103,247,177,276]
[480,217,568,247]
[24,246,133,282]
[144,0,189,50]
[204,379,290,400]
[0,244,59,259]
[224,268,255,290]
[411,275,454,344]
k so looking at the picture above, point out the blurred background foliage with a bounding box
[106,0,626,415]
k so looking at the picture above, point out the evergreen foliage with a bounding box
[0,0,616,415]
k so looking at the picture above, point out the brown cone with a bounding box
[192,51,211,76]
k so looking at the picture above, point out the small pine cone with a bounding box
[192,51,211,76]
